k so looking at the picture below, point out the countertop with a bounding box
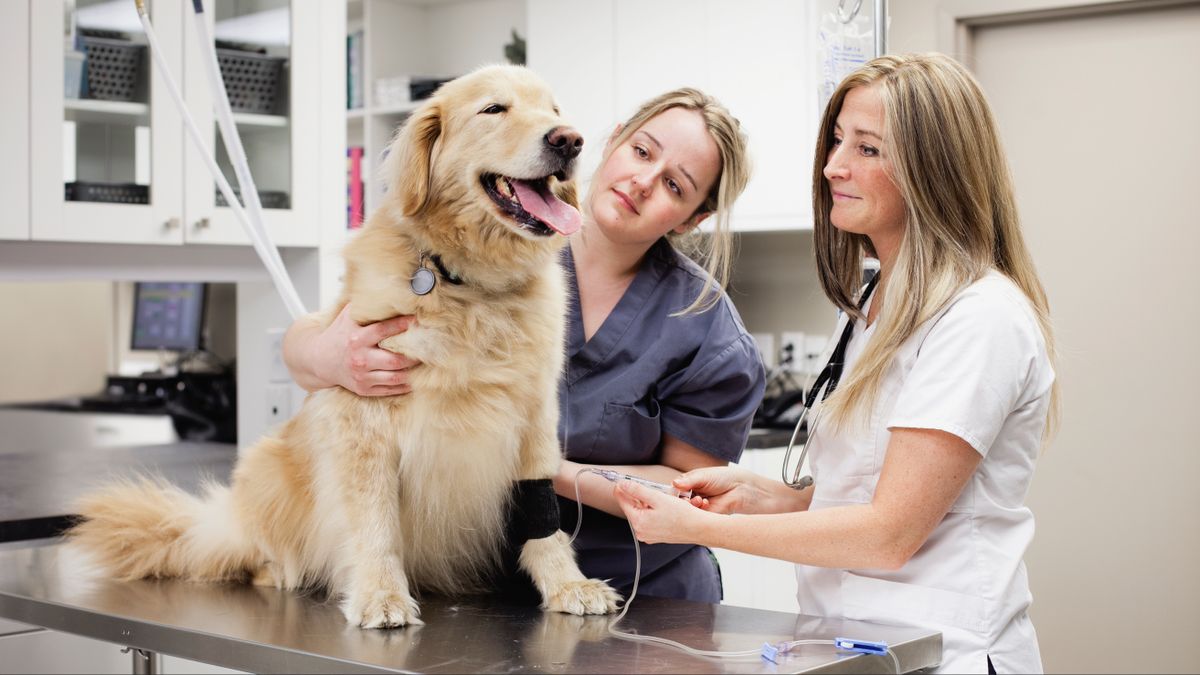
[0,441,236,543]
[0,540,940,673]
[745,426,803,450]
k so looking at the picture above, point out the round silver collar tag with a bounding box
[410,267,436,295]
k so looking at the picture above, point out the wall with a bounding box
[728,230,838,356]
[426,0,526,75]
[0,282,113,404]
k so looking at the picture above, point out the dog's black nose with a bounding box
[545,126,583,161]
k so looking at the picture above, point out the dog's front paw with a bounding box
[343,589,423,629]
[544,579,621,616]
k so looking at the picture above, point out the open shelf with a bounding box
[231,112,289,128]
[371,101,420,116]
[64,98,150,126]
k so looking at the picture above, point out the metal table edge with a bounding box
[0,590,412,674]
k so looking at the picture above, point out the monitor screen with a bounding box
[131,282,207,352]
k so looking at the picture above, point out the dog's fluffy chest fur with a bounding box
[302,223,570,593]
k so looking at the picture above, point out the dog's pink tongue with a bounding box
[512,180,581,235]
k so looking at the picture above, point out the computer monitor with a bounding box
[131,282,207,352]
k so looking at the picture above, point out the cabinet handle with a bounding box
[163,217,180,230]
[194,218,210,229]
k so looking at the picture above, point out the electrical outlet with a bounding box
[267,328,290,383]
[801,334,830,376]
[779,331,806,374]
[265,384,291,427]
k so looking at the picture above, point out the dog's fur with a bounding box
[68,65,620,628]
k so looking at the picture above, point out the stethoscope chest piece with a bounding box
[410,267,436,296]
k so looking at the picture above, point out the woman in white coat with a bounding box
[613,52,1059,674]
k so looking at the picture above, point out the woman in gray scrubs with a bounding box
[282,88,766,604]
[553,89,764,602]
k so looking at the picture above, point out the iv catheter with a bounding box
[133,0,306,320]
[591,470,693,499]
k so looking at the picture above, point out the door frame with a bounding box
[937,0,1200,64]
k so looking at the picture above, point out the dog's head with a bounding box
[383,65,582,248]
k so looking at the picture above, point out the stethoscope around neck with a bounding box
[781,274,880,489]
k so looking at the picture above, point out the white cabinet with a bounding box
[525,0,613,188]
[613,0,708,115]
[183,0,321,247]
[712,446,800,613]
[31,0,185,244]
[705,0,814,232]
[0,0,30,241]
[528,0,816,231]
[28,0,323,247]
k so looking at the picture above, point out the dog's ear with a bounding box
[552,179,579,210]
[389,101,442,217]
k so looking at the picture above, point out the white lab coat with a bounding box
[795,271,1053,674]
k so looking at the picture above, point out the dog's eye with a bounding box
[480,104,508,115]
[553,106,560,116]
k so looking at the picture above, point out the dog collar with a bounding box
[410,252,463,296]
[430,254,463,285]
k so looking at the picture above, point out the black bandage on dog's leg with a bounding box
[511,478,560,543]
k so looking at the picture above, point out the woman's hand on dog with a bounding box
[287,304,420,396]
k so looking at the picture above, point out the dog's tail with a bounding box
[68,477,258,582]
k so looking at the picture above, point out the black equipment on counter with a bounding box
[79,364,237,444]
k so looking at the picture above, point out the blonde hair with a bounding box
[598,88,752,315]
[812,52,1060,436]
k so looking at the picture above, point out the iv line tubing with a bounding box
[569,469,901,672]
[134,0,306,320]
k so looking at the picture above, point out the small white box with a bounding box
[751,332,776,369]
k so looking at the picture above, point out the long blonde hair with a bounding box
[813,52,1059,435]
[597,88,752,315]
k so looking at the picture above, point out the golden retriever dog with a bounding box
[68,64,621,628]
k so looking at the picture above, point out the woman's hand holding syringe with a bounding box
[590,469,697,500]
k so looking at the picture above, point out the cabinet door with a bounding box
[183,0,319,247]
[613,0,709,118]
[706,0,814,231]
[31,0,185,244]
[0,0,29,241]
[527,0,616,186]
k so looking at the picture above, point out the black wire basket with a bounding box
[65,181,150,205]
[81,36,146,102]
[217,49,287,114]
[215,188,290,210]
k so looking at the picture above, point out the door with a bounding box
[965,5,1200,672]
[182,0,319,247]
[30,0,185,244]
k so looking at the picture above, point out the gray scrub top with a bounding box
[557,238,766,603]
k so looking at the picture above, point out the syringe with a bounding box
[592,469,693,499]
